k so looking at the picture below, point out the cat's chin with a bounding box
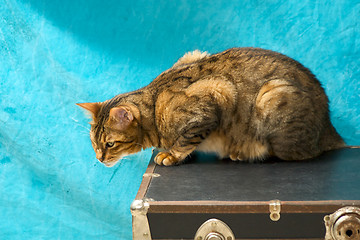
[103,160,119,168]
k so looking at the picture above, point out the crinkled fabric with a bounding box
[0,0,359,239]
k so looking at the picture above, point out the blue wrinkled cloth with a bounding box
[0,0,359,239]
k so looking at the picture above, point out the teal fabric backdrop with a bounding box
[1,0,359,239]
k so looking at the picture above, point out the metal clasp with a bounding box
[269,200,281,221]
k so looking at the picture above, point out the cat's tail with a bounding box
[320,121,346,152]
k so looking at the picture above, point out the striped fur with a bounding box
[78,48,345,167]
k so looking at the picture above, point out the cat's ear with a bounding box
[107,106,134,131]
[76,102,101,118]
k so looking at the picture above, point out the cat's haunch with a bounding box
[78,48,345,167]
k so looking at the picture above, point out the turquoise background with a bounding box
[1,0,359,239]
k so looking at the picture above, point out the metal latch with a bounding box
[194,218,235,240]
[324,206,360,240]
[131,198,153,240]
[269,200,281,221]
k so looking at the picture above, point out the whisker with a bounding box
[121,157,129,161]
[74,123,90,131]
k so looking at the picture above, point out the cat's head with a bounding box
[77,102,142,167]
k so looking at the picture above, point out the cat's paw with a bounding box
[230,153,244,161]
[154,152,178,166]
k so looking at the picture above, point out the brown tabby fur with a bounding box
[77,47,345,167]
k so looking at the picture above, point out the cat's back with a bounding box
[147,47,329,128]
[213,48,322,90]
[149,47,322,93]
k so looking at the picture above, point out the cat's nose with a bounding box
[96,149,104,162]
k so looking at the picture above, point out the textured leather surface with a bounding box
[146,148,360,201]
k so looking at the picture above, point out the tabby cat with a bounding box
[77,48,344,167]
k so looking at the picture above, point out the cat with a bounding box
[77,47,345,167]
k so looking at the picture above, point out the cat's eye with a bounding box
[106,142,115,148]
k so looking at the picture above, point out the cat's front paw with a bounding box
[230,153,244,161]
[154,152,179,166]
